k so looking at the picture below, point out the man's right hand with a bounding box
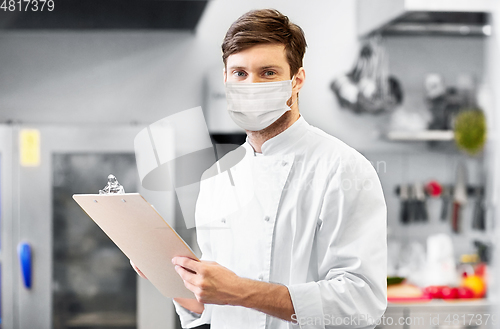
[129,259,204,315]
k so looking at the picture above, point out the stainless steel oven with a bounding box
[1,124,177,329]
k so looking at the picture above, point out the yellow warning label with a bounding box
[20,129,40,167]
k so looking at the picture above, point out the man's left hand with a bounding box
[171,256,244,305]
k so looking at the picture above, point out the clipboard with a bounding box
[73,193,198,299]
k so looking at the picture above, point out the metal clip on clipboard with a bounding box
[99,174,125,195]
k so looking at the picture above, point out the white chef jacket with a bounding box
[173,115,387,329]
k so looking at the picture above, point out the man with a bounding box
[133,9,387,329]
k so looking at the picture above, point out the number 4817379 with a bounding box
[1,0,55,11]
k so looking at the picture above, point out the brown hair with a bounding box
[222,9,307,78]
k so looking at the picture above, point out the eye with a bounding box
[263,71,276,77]
[232,71,247,78]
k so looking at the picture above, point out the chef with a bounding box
[132,8,387,329]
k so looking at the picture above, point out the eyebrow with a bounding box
[228,65,284,71]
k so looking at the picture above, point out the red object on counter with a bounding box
[457,287,475,299]
[424,285,477,300]
[387,296,432,303]
[441,287,459,299]
[424,285,446,299]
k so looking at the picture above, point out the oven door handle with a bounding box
[18,242,32,289]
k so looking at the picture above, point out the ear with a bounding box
[223,67,227,83]
[292,67,306,95]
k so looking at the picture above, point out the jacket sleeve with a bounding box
[172,224,214,328]
[172,178,214,328]
[287,151,387,329]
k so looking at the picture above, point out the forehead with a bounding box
[226,43,288,69]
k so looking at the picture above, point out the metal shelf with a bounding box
[386,130,454,141]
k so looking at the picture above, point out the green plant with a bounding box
[453,109,487,155]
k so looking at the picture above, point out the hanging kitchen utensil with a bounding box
[331,35,403,114]
[425,180,442,198]
[440,185,451,222]
[472,157,487,231]
[399,184,410,224]
[472,186,486,231]
[407,184,417,223]
[414,182,428,222]
[452,162,468,233]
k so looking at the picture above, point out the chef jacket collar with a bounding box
[245,115,308,156]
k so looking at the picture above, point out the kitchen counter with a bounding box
[378,299,494,329]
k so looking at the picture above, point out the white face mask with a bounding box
[225,77,297,131]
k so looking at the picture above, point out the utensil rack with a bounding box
[394,184,484,197]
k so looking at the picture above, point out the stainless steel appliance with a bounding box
[1,125,177,329]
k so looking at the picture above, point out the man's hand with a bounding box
[172,256,296,322]
[171,257,244,305]
[129,259,205,315]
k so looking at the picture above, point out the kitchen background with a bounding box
[1,0,499,328]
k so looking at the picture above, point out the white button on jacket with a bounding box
[173,116,387,329]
